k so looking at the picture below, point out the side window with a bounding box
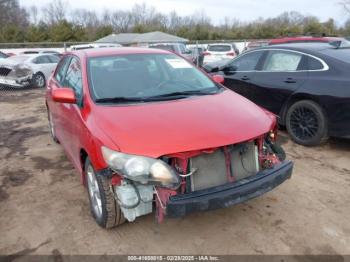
[63,57,83,101]
[48,55,60,64]
[54,56,71,85]
[230,51,263,71]
[308,56,324,70]
[263,51,303,71]
[33,55,51,64]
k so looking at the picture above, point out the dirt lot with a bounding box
[0,88,350,256]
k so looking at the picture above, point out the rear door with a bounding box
[222,50,265,98]
[32,55,56,79]
[250,49,308,114]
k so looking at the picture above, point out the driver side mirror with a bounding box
[222,65,237,75]
[211,75,225,85]
[52,88,76,104]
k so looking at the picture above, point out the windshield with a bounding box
[321,48,350,63]
[88,53,218,102]
[208,45,231,52]
[0,52,8,58]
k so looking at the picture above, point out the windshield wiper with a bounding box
[95,97,146,103]
[95,89,219,104]
[145,89,219,99]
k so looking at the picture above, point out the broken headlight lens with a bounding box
[101,146,180,189]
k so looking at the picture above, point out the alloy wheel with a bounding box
[87,165,103,219]
[289,106,319,141]
[35,74,45,88]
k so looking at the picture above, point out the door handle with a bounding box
[241,76,250,81]
[284,78,297,83]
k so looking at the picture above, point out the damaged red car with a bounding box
[45,47,293,228]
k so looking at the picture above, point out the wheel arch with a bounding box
[279,93,324,125]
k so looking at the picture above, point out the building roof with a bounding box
[95,33,140,45]
[95,31,188,45]
[133,31,188,43]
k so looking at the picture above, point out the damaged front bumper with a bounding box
[166,160,293,218]
[0,75,32,88]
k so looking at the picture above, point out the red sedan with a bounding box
[46,47,293,228]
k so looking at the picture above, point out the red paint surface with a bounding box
[46,48,276,181]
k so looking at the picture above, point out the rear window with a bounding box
[23,51,39,54]
[208,45,231,52]
[321,49,350,63]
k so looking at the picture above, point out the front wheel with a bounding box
[286,100,328,146]
[85,158,125,229]
[47,109,59,143]
[32,72,46,88]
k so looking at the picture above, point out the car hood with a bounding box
[92,90,274,158]
[0,60,31,69]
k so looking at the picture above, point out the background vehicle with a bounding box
[268,36,347,45]
[0,51,9,60]
[203,43,239,64]
[204,42,350,145]
[243,40,269,52]
[0,54,59,88]
[149,43,193,61]
[188,46,205,67]
[70,43,122,51]
[21,50,62,57]
[46,47,292,229]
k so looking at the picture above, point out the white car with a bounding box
[70,43,122,51]
[0,54,60,88]
[203,43,239,64]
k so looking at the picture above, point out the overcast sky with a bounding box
[20,0,348,25]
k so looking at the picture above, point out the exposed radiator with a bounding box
[190,142,259,191]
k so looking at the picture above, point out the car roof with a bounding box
[269,36,343,45]
[71,47,172,58]
[256,42,336,52]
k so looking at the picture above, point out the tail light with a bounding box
[203,51,211,56]
[226,52,235,56]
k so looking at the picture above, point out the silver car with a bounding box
[0,54,60,88]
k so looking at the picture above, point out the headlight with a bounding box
[101,146,180,189]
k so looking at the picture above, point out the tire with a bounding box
[32,72,46,88]
[286,100,328,146]
[47,109,59,143]
[85,158,125,229]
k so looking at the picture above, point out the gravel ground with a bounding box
[0,89,349,257]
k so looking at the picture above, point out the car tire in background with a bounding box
[47,109,59,144]
[286,100,328,146]
[85,158,125,229]
[32,72,46,88]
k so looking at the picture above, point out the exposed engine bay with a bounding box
[108,131,286,223]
